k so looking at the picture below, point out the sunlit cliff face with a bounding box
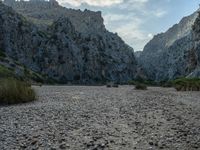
[57,0,199,51]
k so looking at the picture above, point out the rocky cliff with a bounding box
[0,2,137,84]
[188,11,200,77]
[139,11,199,81]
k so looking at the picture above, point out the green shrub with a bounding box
[128,79,157,86]
[0,78,36,104]
[0,65,15,78]
[112,84,119,88]
[38,31,49,38]
[23,67,45,83]
[160,80,173,88]
[128,80,136,85]
[172,78,200,91]
[135,83,147,90]
[106,82,119,88]
[0,50,6,58]
[0,50,6,61]
[106,84,111,88]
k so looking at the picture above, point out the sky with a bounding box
[57,0,199,51]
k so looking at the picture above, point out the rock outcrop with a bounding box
[188,11,200,77]
[0,2,137,84]
[139,11,199,81]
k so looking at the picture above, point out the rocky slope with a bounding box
[0,2,49,82]
[189,11,200,77]
[0,1,137,84]
[139,11,199,81]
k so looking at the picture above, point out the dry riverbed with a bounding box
[0,86,200,150]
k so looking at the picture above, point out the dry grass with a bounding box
[0,78,36,104]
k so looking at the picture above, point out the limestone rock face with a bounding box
[0,2,137,83]
[9,0,105,33]
[188,12,200,77]
[139,11,198,81]
[0,3,42,72]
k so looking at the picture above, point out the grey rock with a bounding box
[139,11,199,81]
[0,1,137,84]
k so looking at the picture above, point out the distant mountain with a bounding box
[138,11,199,81]
[0,1,137,84]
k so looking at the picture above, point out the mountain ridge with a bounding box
[138,10,199,81]
[0,1,137,84]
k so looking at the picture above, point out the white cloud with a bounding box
[59,0,168,51]
[118,0,167,19]
[126,0,149,4]
[148,33,153,38]
[104,14,153,51]
[103,14,132,24]
[58,0,123,7]
[154,10,167,18]
[118,0,149,10]
[115,22,153,51]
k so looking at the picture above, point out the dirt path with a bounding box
[0,86,200,150]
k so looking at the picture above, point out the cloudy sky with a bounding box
[57,0,199,51]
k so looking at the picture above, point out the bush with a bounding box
[0,50,6,61]
[160,80,173,88]
[0,78,36,104]
[128,79,157,86]
[0,65,15,78]
[172,78,200,91]
[135,83,147,90]
[112,84,119,88]
[106,82,119,88]
[0,50,6,58]
[128,80,136,85]
[106,83,112,88]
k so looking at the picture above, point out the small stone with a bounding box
[159,146,164,149]
[20,144,27,149]
[149,142,154,146]
[154,142,158,146]
[31,139,37,145]
[99,143,105,148]
[59,143,67,149]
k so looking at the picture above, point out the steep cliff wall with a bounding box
[0,2,137,84]
[139,11,198,81]
[187,11,200,77]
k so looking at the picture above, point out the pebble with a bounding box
[0,86,199,150]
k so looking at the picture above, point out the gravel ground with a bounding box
[0,86,200,150]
